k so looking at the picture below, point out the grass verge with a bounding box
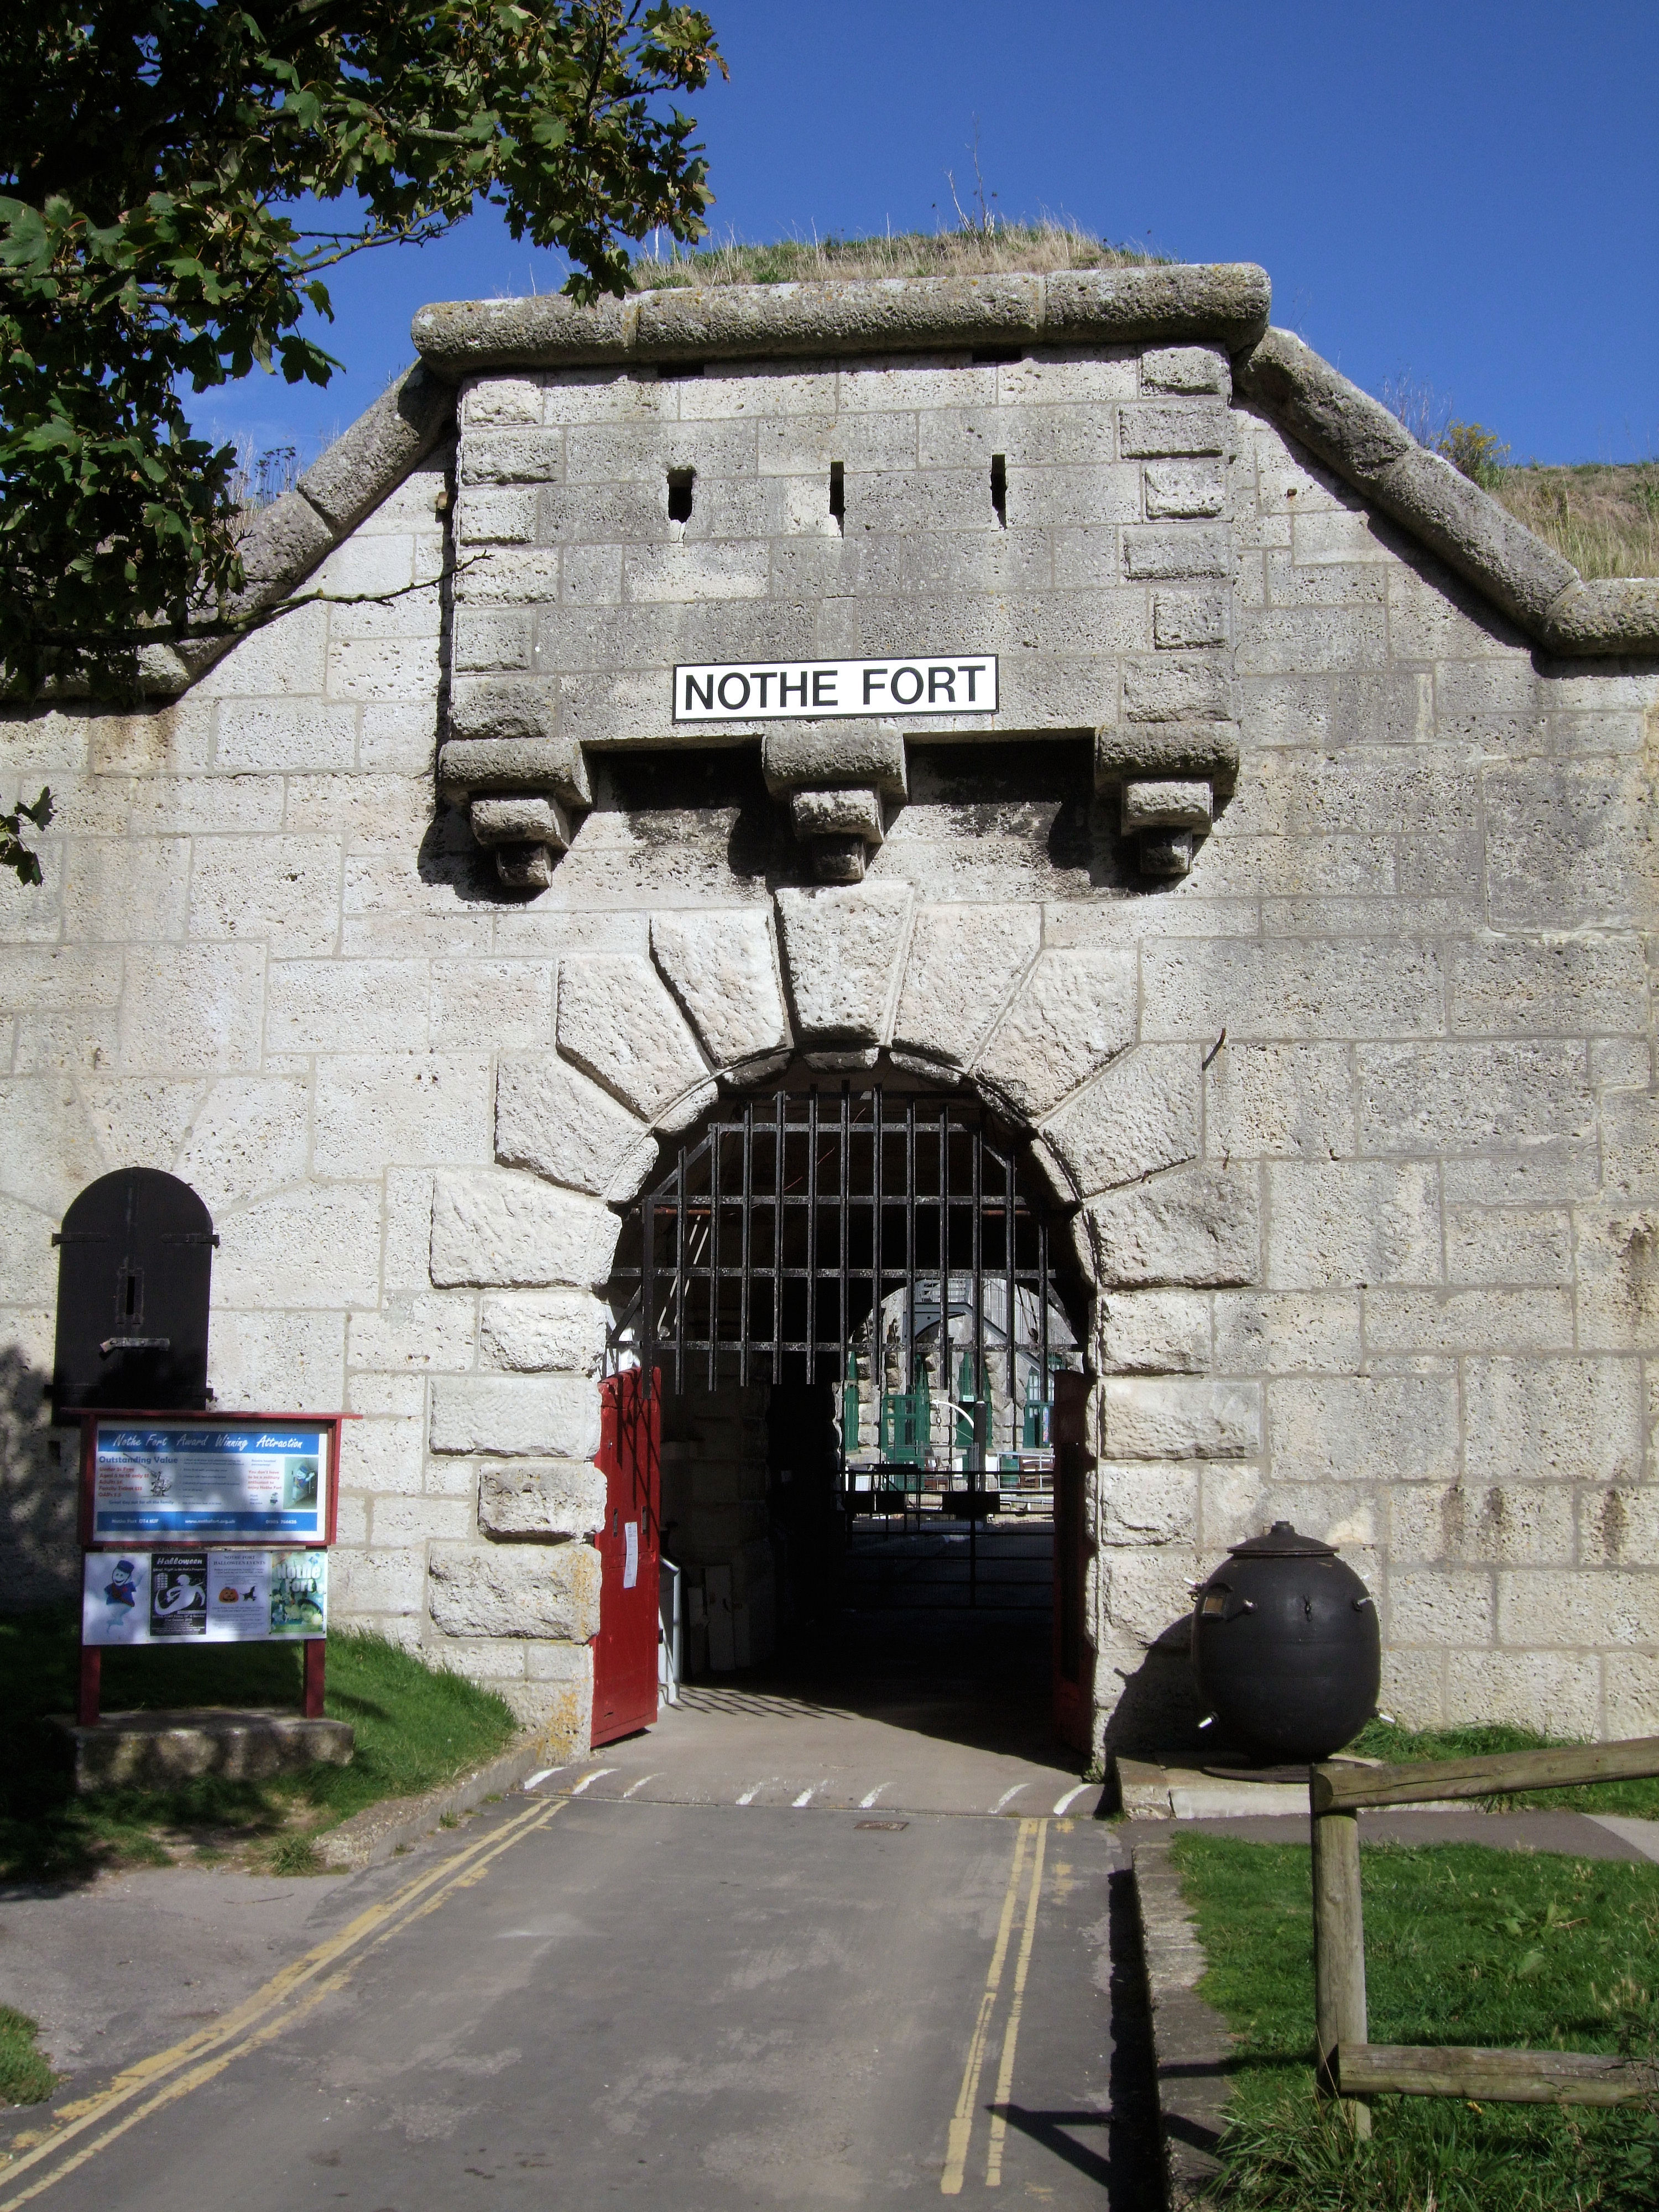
[1345,1718,1659,1817]
[0,2007,56,2106]
[0,1606,518,1885]
[1173,1834,1659,2210]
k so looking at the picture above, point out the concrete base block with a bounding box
[55,1708,355,1793]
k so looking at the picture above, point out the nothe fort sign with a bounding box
[674,655,999,721]
[3,259,1658,1762]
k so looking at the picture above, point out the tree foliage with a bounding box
[0,2,723,698]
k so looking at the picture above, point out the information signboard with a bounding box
[81,1548,329,1645]
[81,1417,336,1545]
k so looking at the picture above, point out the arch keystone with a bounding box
[774,883,913,1047]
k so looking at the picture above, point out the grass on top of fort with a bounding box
[0,1608,518,1890]
[1178,1832,1659,2212]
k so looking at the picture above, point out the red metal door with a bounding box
[591,1369,662,1747]
[1051,1371,1092,1754]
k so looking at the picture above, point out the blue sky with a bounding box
[203,0,1658,469]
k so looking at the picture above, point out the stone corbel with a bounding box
[437,677,592,891]
[1095,722,1240,881]
[762,720,906,884]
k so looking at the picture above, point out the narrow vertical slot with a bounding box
[667,467,695,523]
[829,460,844,530]
[990,453,1007,528]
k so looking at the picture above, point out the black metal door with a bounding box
[51,1168,217,1411]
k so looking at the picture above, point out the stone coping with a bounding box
[1237,326,1659,657]
[129,270,1655,701]
[409,262,1273,373]
[1132,1838,1230,2209]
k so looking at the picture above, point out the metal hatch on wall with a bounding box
[51,1168,218,1412]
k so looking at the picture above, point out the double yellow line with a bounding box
[0,1795,562,2211]
[940,1817,1048,2194]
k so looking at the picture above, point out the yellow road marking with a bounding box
[985,1819,1047,2186]
[940,1819,1040,2195]
[0,1796,561,2210]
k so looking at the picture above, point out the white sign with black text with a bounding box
[674,655,998,723]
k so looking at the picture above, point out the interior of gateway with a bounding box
[604,1077,1090,1755]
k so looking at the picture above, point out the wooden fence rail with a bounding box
[1310,1735,1659,2138]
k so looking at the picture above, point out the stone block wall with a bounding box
[2,304,1657,1756]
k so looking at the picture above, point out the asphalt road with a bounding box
[2,1790,1156,2210]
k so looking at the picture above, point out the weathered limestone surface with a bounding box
[556,953,714,1128]
[650,909,790,1068]
[477,1459,606,1537]
[494,1055,653,1198]
[430,1374,599,1458]
[430,1171,620,1289]
[427,1542,601,1641]
[479,1290,609,1374]
[3,291,1657,1755]
[775,883,912,1045]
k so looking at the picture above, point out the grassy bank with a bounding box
[0,1608,518,1884]
[1492,462,1659,582]
[1175,1834,1659,2211]
[1345,1718,1659,1817]
[0,2007,55,2106]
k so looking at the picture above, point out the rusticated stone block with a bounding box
[430,1374,599,1459]
[430,1170,620,1289]
[557,953,713,1126]
[495,1055,653,1198]
[479,1290,610,1374]
[427,1541,601,1642]
[891,903,1041,1071]
[1040,1042,1202,1199]
[775,881,912,1045]
[650,908,791,1070]
[974,947,1138,1120]
[1086,1166,1261,1288]
[477,1459,606,1538]
[1103,1377,1260,1460]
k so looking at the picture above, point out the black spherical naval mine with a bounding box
[1190,1522,1381,1764]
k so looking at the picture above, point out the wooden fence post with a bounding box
[1311,1802,1370,2139]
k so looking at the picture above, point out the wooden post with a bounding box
[1311,1802,1370,2139]
[303,1637,326,1720]
[77,1640,101,1728]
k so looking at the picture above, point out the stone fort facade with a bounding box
[3,262,1657,1756]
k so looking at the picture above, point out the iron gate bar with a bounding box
[614,1087,1071,1406]
[806,1087,819,1384]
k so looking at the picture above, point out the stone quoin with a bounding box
[2,260,1657,1760]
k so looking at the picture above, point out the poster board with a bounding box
[75,1412,342,1549]
[82,1548,329,1645]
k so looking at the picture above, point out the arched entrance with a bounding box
[596,1072,1092,1751]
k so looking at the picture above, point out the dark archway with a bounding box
[601,1071,1093,1758]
